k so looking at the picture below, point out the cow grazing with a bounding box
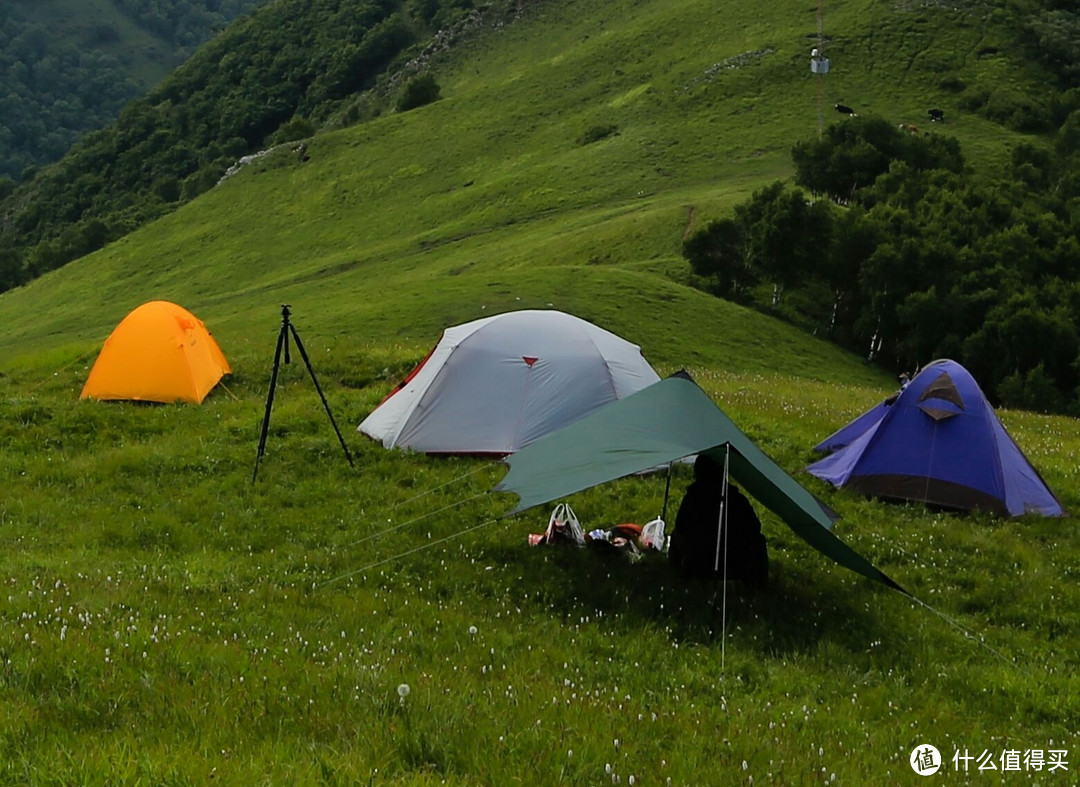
[928,108,945,122]
[835,103,856,115]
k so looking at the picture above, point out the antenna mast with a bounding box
[811,0,829,135]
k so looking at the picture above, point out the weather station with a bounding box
[811,0,830,135]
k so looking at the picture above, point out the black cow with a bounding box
[928,108,945,122]
[835,103,856,115]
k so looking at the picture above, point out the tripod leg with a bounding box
[252,324,287,482]
[288,324,355,467]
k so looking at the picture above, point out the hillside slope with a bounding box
[0,0,1053,380]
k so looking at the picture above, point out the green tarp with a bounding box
[495,376,906,593]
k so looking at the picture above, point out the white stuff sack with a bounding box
[547,502,585,546]
[641,517,667,551]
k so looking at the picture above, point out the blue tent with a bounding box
[807,360,1064,517]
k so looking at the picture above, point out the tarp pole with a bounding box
[717,444,731,671]
[660,462,673,522]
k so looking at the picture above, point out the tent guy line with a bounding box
[33,346,99,393]
[320,517,498,588]
[387,464,490,511]
[337,491,490,550]
[908,595,1016,668]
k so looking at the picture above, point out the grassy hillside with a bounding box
[0,0,1045,357]
[2,347,1078,783]
[0,0,1077,781]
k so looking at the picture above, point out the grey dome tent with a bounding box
[358,310,661,454]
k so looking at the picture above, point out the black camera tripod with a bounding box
[252,304,354,482]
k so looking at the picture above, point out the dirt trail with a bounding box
[682,206,697,240]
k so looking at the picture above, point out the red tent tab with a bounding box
[522,356,538,367]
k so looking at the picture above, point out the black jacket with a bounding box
[669,456,768,585]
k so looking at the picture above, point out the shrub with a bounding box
[981,90,1050,131]
[957,86,990,111]
[396,74,441,112]
[997,364,1067,414]
[939,75,966,93]
[577,123,619,145]
[272,116,316,144]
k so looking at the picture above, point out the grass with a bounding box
[0,0,1076,781]
[1,354,1078,784]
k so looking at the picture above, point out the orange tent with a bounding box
[81,301,231,404]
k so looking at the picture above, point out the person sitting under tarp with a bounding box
[668,454,768,587]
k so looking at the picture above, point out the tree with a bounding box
[822,206,877,340]
[998,364,1069,413]
[682,217,756,300]
[793,116,963,203]
[0,242,24,292]
[1025,9,1080,88]
[735,182,832,308]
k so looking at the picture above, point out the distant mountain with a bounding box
[0,0,266,183]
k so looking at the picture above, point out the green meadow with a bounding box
[0,0,1077,782]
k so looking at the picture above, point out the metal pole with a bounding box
[817,0,825,137]
[660,462,674,522]
[717,444,731,671]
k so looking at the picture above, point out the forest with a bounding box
[684,109,1080,414]
[0,0,265,184]
[677,0,1080,413]
[112,0,266,47]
